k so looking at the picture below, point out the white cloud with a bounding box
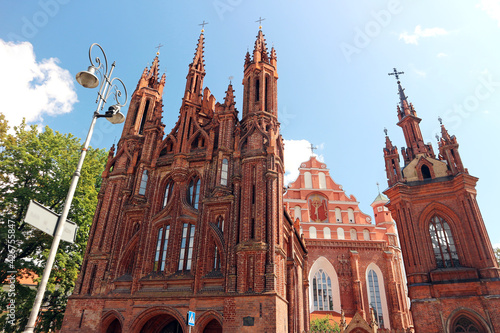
[399,25,449,45]
[478,0,500,26]
[413,69,427,77]
[437,52,448,58]
[283,139,324,185]
[0,39,77,128]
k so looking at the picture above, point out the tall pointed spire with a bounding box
[184,30,207,103]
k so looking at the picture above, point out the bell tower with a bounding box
[383,69,500,333]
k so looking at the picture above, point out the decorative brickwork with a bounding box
[61,29,307,333]
[383,78,500,333]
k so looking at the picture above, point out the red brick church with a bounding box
[61,28,500,333]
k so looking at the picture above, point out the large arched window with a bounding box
[309,257,341,313]
[312,269,334,311]
[429,216,459,268]
[163,180,174,207]
[187,177,201,209]
[451,315,486,333]
[154,225,170,272]
[138,170,148,195]
[213,244,221,271]
[367,269,385,328]
[216,215,224,233]
[220,158,229,186]
[178,223,196,271]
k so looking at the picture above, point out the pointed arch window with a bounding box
[216,215,224,233]
[347,208,355,223]
[304,172,312,188]
[363,229,370,240]
[335,207,342,223]
[309,226,317,239]
[429,216,460,268]
[319,172,327,189]
[178,223,196,271]
[221,159,229,186]
[163,180,174,207]
[312,269,334,311]
[421,164,432,179]
[187,177,201,209]
[139,99,150,135]
[367,269,385,328]
[138,170,148,195]
[154,225,170,272]
[452,315,485,333]
[323,227,331,239]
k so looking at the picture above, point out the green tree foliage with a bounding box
[310,315,341,332]
[0,115,107,332]
[495,247,500,266]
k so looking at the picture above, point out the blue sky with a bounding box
[1,0,499,247]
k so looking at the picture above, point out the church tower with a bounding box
[61,28,307,333]
[383,70,500,333]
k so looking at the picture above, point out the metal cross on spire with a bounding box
[228,76,234,84]
[199,20,209,32]
[256,16,265,29]
[376,182,380,194]
[388,68,404,81]
[309,143,317,156]
[155,43,164,56]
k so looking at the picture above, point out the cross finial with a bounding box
[384,127,388,136]
[199,20,209,32]
[376,182,380,194]
[388,68,405,81]
[155,43,164,56]
[309,143,317,156]
[256,16,265,29]
[438,116,443,125]
[228,75,234,84]
[435,133,440,142]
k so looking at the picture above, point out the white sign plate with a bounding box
[24,200,78,243]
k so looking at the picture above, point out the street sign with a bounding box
[187,311,195,327]
[24,200,78,243]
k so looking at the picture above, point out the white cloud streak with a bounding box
[283,139,324,185]
[399,25,449,45]
[0,39,77,128]
[478,0,500,26]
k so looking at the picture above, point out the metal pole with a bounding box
[24,113,99,332]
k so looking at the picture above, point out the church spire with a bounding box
[437,118,466,175]
[184,30,206,103]
[388,68,432,163]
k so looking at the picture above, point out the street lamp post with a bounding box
[24,43,127,333]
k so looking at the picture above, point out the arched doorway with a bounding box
[139,315,183,333]
[106,318,122,333]
[202,319,222,333]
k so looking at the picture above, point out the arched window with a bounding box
[163,180,174,207]
[452,315,485,333]
[178,223,196,271]
[347,208,355,223]
[309,226,317,239]
[421,164,432,179]
[337,227,345,240]
[138,170,148,195]
[367,269,385,328]
[220,159,229,186]
[304,172,312,188]
[363,229,370,240]
[323,227,331,239]
[312,269,334,311]
[335,207,342,223]
[350,228,357,240]
[187,177,201,209]
[216,215,224,233]
[429,216,459,268]
[294,206,301,222]
[318,172,327,189]
[154,225,170,272]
